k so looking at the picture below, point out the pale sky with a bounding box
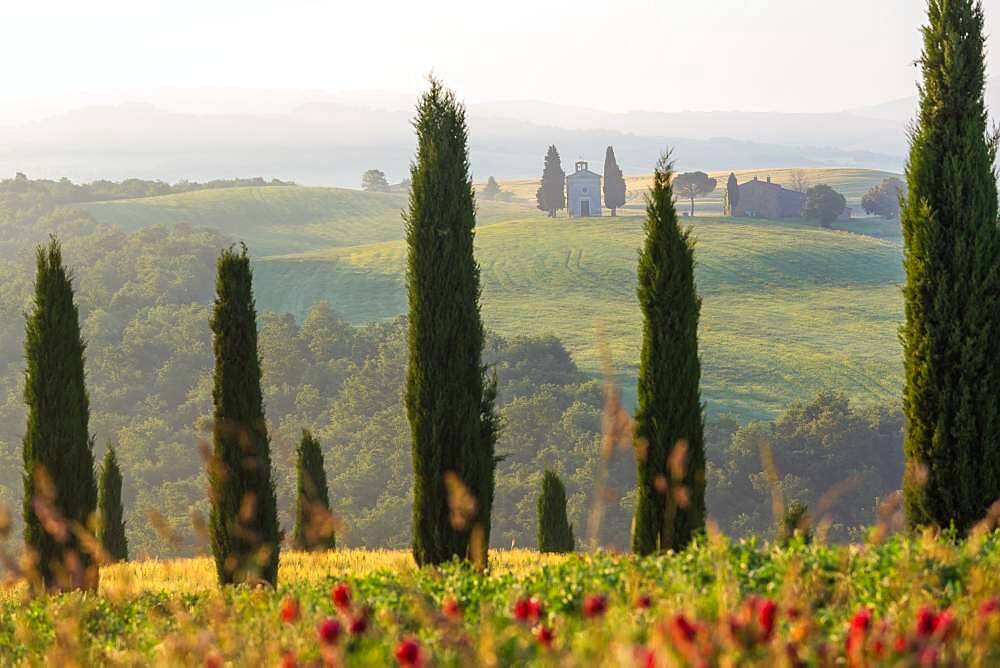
[2,0,996,114]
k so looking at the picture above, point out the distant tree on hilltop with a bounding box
[481,176,501,200]
[725,172,739,216]
[789,169,811,194]
[673,172,717,217]
[804,184,846,228]
[603,146,626,217]
[862,178,905,219]
[361,169,390,192]
[536,146,566,217]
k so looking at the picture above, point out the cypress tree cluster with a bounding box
[537,470,574,553]
[632,153,706,555]
[901,0,1000,534]
[405,78,493,566]
[293,429,336,551]
[535,145,566,217]
[97,445,128,562]
[603,146,627,217]
[22,238,99,590]
[208,245,280,585]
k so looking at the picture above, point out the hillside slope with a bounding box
[257,215,904,418]
[79,185,542,256]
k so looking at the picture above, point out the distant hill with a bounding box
[256,214,904,419]
[79,185,542,256]
[0,92,904,186]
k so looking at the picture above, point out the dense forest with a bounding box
[0,175,904,557]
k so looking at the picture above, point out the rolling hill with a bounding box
[256,214,904,419]
[78,185,543,256]
[77,170,906,418]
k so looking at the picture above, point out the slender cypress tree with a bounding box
[405,79,490,566]
[97,445,128,562]
[293,429,336,551]
[726,173,740,216]
[537,470,574,553]
[22,238,99,590]
[208,245,280,585]
[632,153,706,555]
[901,0,1000,533]
[535,145,566,217]
[603,146,627,217]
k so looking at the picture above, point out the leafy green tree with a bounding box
[775,500,812,545]
[481,176,501,201]
[208,245,280,586]
[633,154,706,555]
[672,171,717,217]
[537,470,574,553]
[862,177,905,219]
[535,145,566,217]
[901,0,1000,534]
[293,430,336,551]
[803,184,847,228]
[22,238,99,590]
[361,169,390,193]
[726,173,740,216]
[98,445,128,562]
[602,146,626,217]
[405,79,491,566]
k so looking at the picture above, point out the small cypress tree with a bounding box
[901,0,1000,533]
[97,445,128,562]
[22,238,99,591]
[405,78,490,566]
[293,429,335,551]
[537,470,574,553]
[726,172,739,216]
[603,146,627,217]
[208,244,280,586]
[632,153,706,556]
[535,145,566,217]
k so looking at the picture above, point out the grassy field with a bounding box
[258,214,904,418]
[3,534,1000,665]
[78,186,544,256]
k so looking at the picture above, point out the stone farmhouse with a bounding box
[733,176,805,219]
[566,161,602,217]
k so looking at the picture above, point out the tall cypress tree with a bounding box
[22,238,99,590]
[537,470,574,553]
[535,145,566,217]
[97,445,128,562]
[603,146,627,217]
[632,153,706,555]
[208,245,280,585]
[293,429,336,551]
[726,172,740,216]
[901,0,1000,533]
[405,79,490,566]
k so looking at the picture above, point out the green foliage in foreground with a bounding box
[4,534,1000,665]
[537,470,574,553]
[901,0,1000,535]
[405,79,491,567]
[97,446,128,563]
[209,247,280,586]
[293,430,335,551]
[22,238,98,591]
[633,156,705,554]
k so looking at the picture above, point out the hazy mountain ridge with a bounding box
[0,89,907,186]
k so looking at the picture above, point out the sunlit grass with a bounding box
[257,214,903,419]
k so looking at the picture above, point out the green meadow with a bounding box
[79,168,905,419]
